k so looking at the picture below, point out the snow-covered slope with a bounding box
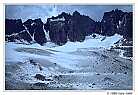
[5,34,122,62]
[50,34,123,52]
[5,34,132,90]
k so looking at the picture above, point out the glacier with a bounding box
[5,34,132,90]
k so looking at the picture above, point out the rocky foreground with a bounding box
[5,46,132,90]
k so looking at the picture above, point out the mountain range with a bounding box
[5,9,133,46]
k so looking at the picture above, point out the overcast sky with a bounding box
[5,5,133,23]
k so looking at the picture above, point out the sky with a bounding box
[5,5,133,23]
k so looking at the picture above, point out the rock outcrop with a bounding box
[5,9,133,46]
[6,18,47,45]
[44,11,96,45]
[101,9,133,39]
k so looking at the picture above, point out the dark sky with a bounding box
[5,5,133,23]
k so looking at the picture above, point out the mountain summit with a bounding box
[5,9,133,46]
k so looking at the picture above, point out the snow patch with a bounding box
[50,17,65,22]
[50,34,123,52]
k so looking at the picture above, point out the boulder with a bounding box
[34,74,46,81]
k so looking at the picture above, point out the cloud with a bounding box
[5,5,132,23]
[6,5,58,22]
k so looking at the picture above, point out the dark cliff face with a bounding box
[46,18,68,46]
[5,19,25,35]
[70,11,96,41]
[101,9,132,39]
[6,18,47,45]
[44,12,69,45]
[5,9,133,46]
[101,9,124,36]
[5,19,32,43]
[117,12,133,39]
[23,18,47,45]
[45,11,96,45]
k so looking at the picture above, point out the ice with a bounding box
[5,42,80,69]
[5,34,123,66]
[5,33,132,90]
[43,25,50,41]
[50,34,123,52]
[119,20,122,25]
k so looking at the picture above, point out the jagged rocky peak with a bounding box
[101,9,123,36]
[101,9,132,39]
[117,12,133,39]
[44,12,69,46]
[73,11,80,16]
[23,18,47,46]
[44,11,97,45]
[5,9,133,46]
[50,12,71,21]
[5,18,47,45]
[5,19,32,44]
